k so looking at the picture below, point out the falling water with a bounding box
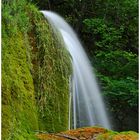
[41,11,111,129]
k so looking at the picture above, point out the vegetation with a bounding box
[28,6,71,132]
[2,0,71,139]
[2,1,38,139]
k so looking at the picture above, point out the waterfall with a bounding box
[41,11,111,129]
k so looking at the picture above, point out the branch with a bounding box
[56,133,79,140]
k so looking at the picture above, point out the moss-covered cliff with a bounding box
[28,6,71,132]
[2,0,71,139]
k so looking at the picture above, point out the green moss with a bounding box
[2,1,39,138]
[2,29,39,139]
[96,129,138,140]
[27,7,72,132]
[2,0,71,139]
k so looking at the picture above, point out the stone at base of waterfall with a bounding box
[36,127,138,140]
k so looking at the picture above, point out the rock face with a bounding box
[2,0,71,139]
[28,5,72,133]
[37,127,138,140]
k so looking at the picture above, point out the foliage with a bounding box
[83,18,138,130]
[82,2,138,129]
[83,18,123,52]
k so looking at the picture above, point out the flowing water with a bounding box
[41,11,111,129]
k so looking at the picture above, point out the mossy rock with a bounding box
[26,3,72,133]
[36,127,138,140]
[2,0,71,139]
[2,29,38,139]
[97,130,138,140]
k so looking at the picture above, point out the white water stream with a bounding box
[41,11,111,129]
